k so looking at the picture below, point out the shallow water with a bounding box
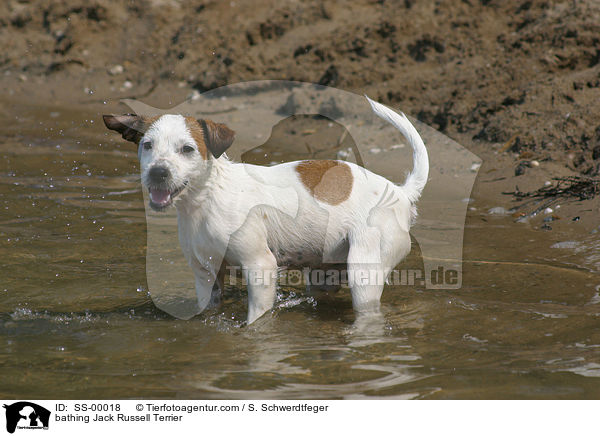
[1,99,599,399]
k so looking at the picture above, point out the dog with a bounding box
[103,97,428,324]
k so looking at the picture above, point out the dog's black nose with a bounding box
[149,166,170,183]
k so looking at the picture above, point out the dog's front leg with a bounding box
[242,252,278,324]
[190,260,221,312]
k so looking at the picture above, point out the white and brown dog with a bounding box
[103,97,428,324]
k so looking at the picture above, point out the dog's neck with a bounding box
[174,155,234,216]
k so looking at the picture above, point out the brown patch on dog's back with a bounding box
[295,160,353,205]
[184,117,209,160]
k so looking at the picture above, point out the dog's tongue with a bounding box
[150,188,171,206]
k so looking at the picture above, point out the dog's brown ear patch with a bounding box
[198,119,235,159]
[103,114,154,144]
[184,117,208,160]
[296,160,353,205]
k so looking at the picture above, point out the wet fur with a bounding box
[103,97,429,324]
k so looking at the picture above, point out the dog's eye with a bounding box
[181,145,195,154]
[142,140,152,150]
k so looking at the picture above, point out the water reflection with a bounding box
[180,296,426,399]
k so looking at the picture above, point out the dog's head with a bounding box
[102,114,234,211]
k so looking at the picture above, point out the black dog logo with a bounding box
[3,402,50,434]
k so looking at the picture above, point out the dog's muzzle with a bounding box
[147,166,187,211]
[148,184,187,211]
[149,166,170,184]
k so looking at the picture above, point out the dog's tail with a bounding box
[366,96,429,203]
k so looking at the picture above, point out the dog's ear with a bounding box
[198,119,235,159]
[103,114,146,144]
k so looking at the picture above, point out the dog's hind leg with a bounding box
[346,227,388,315]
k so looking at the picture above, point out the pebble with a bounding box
[369,147,382,154]
[122,81,133,90]
[488,206,508,215]
[530,160,540,167]
[544,181,552,187]
[108,64,124,75]
[515,163,527,176]
[543,207,553,214]
[470,162,481,172]
[337,148,351,160]
[188,90,201,100]
[390,144,405,150]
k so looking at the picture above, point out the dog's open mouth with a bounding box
[148,183,186,211]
